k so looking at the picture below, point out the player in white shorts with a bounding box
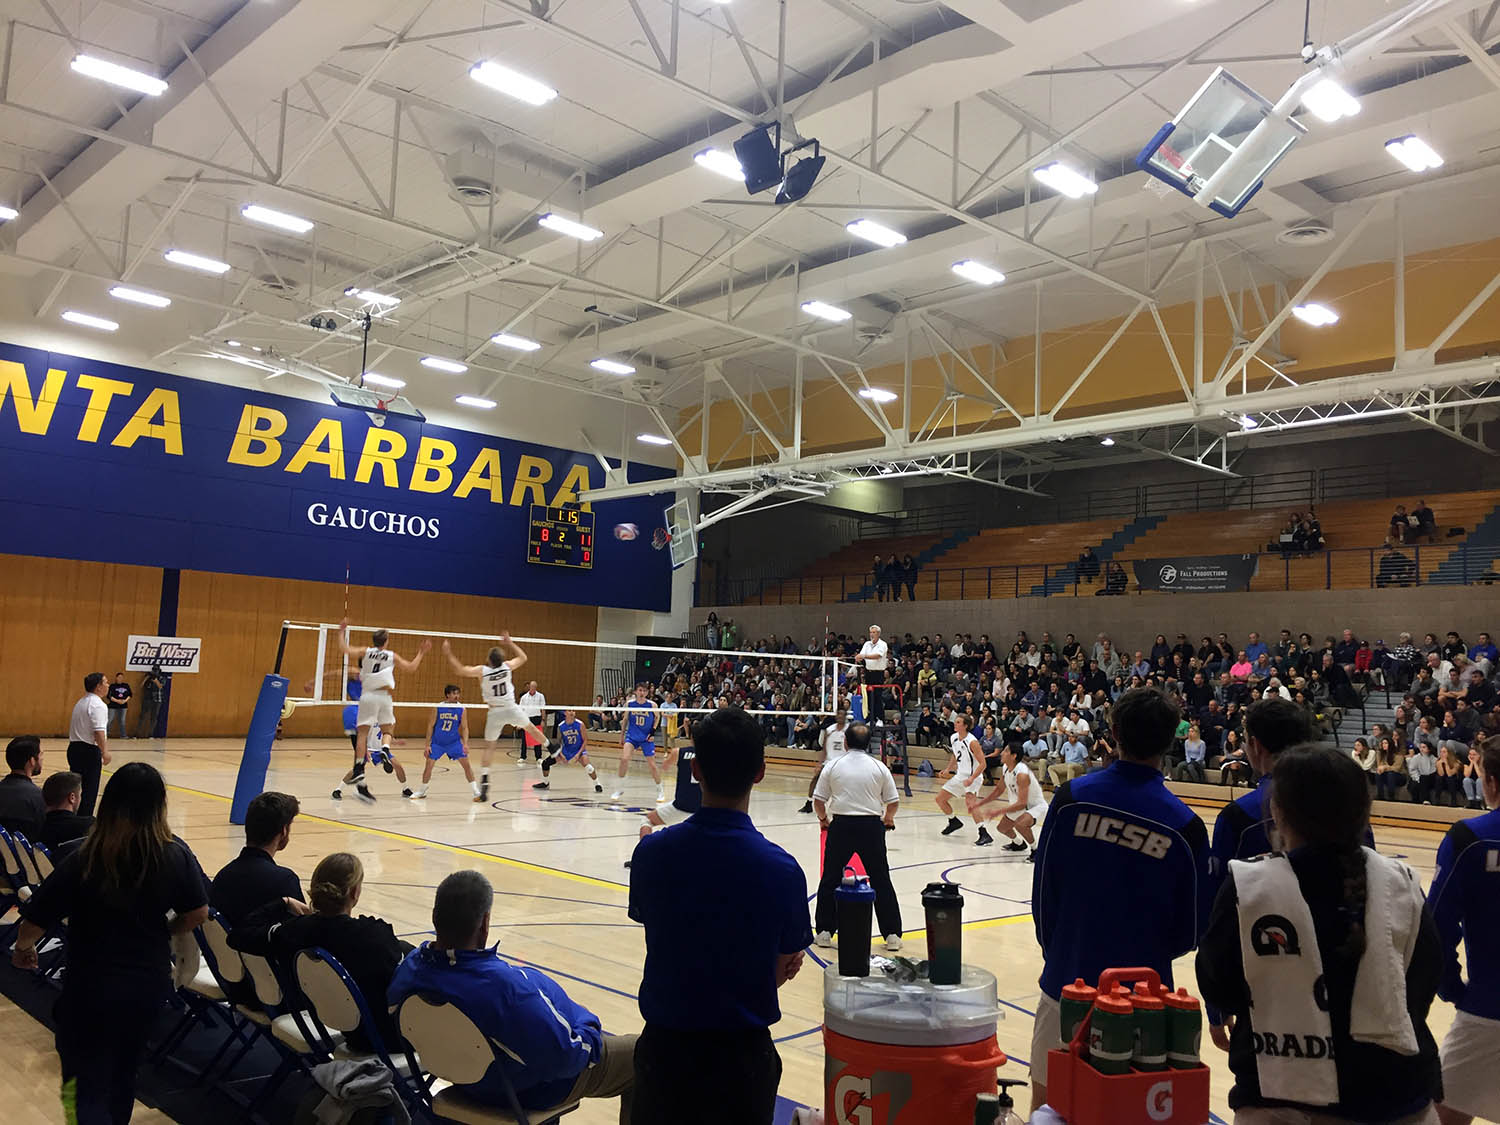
[977,743,1049,862]
[937,713,992,847]
[334,620,429,802]
[799,711,849,815]
[443,633,551,803]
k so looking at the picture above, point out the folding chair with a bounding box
[235,950,321,1119]
[156,913,268,1088]
[397,995,580,1125]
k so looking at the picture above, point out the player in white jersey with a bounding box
[977,742,1049,861]
[443,633,551,803]
[937,713,992,846]
[798,711,849,815]
[333,621,429,802]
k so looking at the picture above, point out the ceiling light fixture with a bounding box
[62,310,119,332]
[165,248,231,274]
[455,395,496,409]
[469,60,557,106]
[693,147,745,181]
[491,332,541,352]
[1239,414,1260,430]
[846,219,907,248]
[951,259,1006,286]
[1385,134,1443,172]
[71,53,167,96]
[1300,78,1360,123]
[420,356,468,373]
[226,340,242,347]
[241,203,314,234]
[361,372,405,389]
[538,213,603,241]
[1291,302,1339,327]
[1099,436,1116,447]
[591,358,636,376]
[1032,161,1098,199]
[801,300,852,322]
[344,288,400,307]
[0,205,16,221]
[857,387,898,403]
[108,285,171,308]
[637,433,674,446]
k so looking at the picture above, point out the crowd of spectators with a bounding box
[1268,508,1327,554]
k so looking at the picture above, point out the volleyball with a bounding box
[614,522,639,541]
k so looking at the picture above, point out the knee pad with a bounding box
[542,755,557,770]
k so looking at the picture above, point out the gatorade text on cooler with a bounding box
[1088,990,1135,1076]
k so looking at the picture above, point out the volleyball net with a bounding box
[274,620,853,722]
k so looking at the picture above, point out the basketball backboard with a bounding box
[664,497,696,569]
[1136,68,1306,218]
[330,382,425,425]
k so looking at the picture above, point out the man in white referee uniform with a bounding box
[67,672,111,817]
[857,625,890,724]
[518,680,547,765]
[812,722,903,952]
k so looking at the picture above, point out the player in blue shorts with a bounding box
[533,709,602,792]
[623,742,699,868]
[612,683,664,803]
[406,685,481,800]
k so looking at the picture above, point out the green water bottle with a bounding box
[1088,989,1135,1076]
[1060,977,1098,1047]
[1164,987,1203,1069]
[1131,982,1168,1071]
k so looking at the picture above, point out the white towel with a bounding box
[1233,848,1425,1106]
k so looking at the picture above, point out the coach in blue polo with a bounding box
[627,707,813,1124]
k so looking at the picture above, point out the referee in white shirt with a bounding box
[518,680,547,764]
[67,671,112,816]
[858,625,890,723]
[812,722,903,952]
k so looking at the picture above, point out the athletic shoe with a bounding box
[356,784,376,803]
[330,789,342,800]
[472,793,487,804]
[814,931,834,949]
[516,758,526,767]
[941,818,964,836]
[478,780,489,801]
[382,758,394,774]
[1002,841,1027,852]
[884,935,902,953]
[799,800,814,814]
[401,787,413,798]
[656,786,666,803]
[976,828,994,847]
[594,783,604,793]
[532,781,550,790]
[610,790,624,801]
[409,788,428,799]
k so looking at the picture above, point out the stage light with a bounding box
[491,332,541,352]
[109,286,171,308]
[242,203,314,234]
[62,310,119,331]
[733,126,783,194]
[637,433,674,446]
[857,387,897,403]
[1385,134,1443,172]
[71,53,167,96]
[801,300,851,323]
[0,205,16,221]
[1291,302,1339,327]
[1032,162,1098,199]
[344,288,401,307]
[591,358,635,375]
[362,372,405,389]
[539,213,603,241]
[951,260,1006,286]
[165,248,231,274]
[1300,78,1360,123]
[421,356,468,373]
[776,152,825,204]
[469,60,557,106]
[455,395,496,409]
[846,219,906,248]
[1100,436,1115,447]
[694,148,745,182]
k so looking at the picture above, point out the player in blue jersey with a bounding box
[611,683,664,803]
[534,709,602,792]
[1429,741,1500,1125]
[329,670,406,798]
[623,742,700,869]
[405,685,480,801]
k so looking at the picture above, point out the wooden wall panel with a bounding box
[0,553,163,735]
[172,571,598,737]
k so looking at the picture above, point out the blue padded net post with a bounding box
[231,673,288,825]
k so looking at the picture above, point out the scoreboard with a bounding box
[527,504,594,569]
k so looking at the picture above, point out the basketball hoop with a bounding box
[651,527,671,551]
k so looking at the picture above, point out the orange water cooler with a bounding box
[823,964,1009,1125]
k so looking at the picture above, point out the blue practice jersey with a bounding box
[673,746,701,814]
[1032,759,1210,1000]
[1429,806,1500,1019]
[557,719,585,758]
[625,698,657,740]
[431,704,465,750]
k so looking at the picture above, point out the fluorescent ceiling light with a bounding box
[420,356,468,373]
[0,205,16,221]
[1385,134,1443,172]
[1291,302,1339,327]
[109,285,171,308]
[62,310,119,332]
[539,213,603,241]
[846,219,907,248]
[637,433,674,446]
[857,387,898,403]
[241,203,314,234]
[490,332,541,352]
[1099,436,1115,447]
[693,147,745,181]
[344,288,400,307]
[1300,78,1360,123]
[951,259,1006,286]
[591,358,636,376]
[165,248,231,274]
[469,60,557,106]
[71,53,167,96]
[361,372,405,389]
[1032,161,1098,199]
[1239,414,1259,430]
[801,300,852,322]
[226,340,242,347]
[455,395,496,409]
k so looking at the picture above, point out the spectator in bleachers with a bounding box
[1244,632,1269,664]
[1434,744,1467,807]
[1322,650,1362,709]
[883,556,903,603]
[1352,736,1378,781]
[210,791,305,928]
[914,705,941,747]
[1174,724,1207,783]
[0,735,45,840]
[1374,736,1409,801]
[900,553,918,601]
[1048,732,1090,787]
[1467,667,1496,710]
[1460,745,1485,808]
[1377,538,1417,587]
[1411,498,1438,543]
[1131,650,1151,678]
[1077,545,1100,582]
[1390,503,1414,543]
[1104,561,1128,594]
[1409,741,1439,804]
[39,771,93,855]
[871,554,886,602]
[1214,730,1251,788]
[1468,630,1498,668]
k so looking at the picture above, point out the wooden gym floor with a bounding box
[10,733,1467,1125]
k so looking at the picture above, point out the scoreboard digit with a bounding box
[527,504,595,569]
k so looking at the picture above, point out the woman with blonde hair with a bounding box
[14,762,209,1123]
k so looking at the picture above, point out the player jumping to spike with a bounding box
[612,683,663,803]
[444,633,551,803]
[333,620,429,802]
[534,709,602,792]
[406,684,481,800]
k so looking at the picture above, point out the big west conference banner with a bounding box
[1132,555,1259,593]
[0,342,672,610]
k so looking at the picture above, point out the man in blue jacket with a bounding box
[1029,687,1209,1114]
[387,870,634,1121]
[1428,741,1500,1125]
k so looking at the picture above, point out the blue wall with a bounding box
[0,342,673,611]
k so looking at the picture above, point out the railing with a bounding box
[706,543,1500,606]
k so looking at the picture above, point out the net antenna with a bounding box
[664,497,697,569]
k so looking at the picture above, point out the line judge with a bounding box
[857,625,890,724]
[67,672,111,817]
[812,722,902,952]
